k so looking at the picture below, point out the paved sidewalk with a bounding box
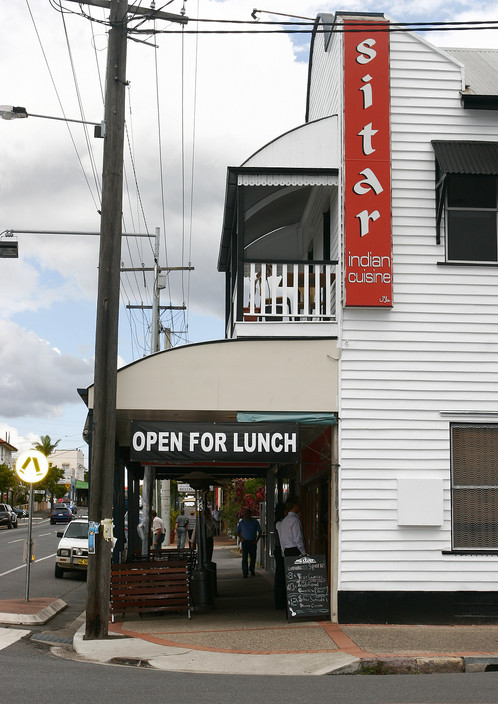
[3,535,498,675]
[68,540,498,675]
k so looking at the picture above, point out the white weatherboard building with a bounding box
[308,12,498,621]
[84,11,498,623]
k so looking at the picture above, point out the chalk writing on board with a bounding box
[284,555,329,619]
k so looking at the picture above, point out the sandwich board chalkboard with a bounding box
[284,554,329,620]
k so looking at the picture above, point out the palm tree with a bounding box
[33,435,60,457]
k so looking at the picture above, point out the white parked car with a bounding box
[55,517,89,578]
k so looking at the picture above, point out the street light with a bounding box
[0,105,104,136]
[0,105,28,119]
[0,230,18,258]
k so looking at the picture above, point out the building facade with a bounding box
[218,11,498,622]
[84,11,498,623]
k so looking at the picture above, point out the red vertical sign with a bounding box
[344,21,392,307]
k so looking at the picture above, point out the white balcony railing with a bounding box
[241,261,337,322]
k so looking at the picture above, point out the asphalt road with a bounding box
[0,515,87,631]
[4,519,498,701]
[2,633,498,704]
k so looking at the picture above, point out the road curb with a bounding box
[331,656,465,675]
[0,598,67,626]
[464,656,498,673]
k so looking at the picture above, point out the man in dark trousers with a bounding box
[236,508,261,577]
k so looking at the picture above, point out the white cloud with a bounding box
[0,320,93,417]
[0,422,39,454]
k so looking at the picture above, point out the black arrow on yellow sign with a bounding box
[21,456,44,477]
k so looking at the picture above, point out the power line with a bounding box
[25,0,102,214]
[129,19,498,35]
[60,9,102,200]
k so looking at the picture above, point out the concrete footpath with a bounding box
[2,535,498,675]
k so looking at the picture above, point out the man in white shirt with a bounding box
[151,509,166,555]
[277,496,306,557]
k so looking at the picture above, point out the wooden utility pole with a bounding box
[62,0,188,639]
[85,0,128,639]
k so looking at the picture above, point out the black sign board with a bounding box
[284,555,330,620]
[130,421,299,463]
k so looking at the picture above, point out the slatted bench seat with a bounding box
[152,547,197,579]
[110,560,191,622]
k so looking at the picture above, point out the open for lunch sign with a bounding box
[344,19,393,307]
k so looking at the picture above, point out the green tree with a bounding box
[0,462,16,502]
[34,464,65,505]
[12,475,29,506]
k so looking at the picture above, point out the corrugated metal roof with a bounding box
[432,141,498,175]
[443,48,498,95]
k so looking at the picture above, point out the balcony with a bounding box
[229,260,338,338]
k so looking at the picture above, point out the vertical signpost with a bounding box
[15,450,50,602]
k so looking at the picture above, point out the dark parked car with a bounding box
[0,503,18,529]
[13,506,29,519]
[50,506,73,525]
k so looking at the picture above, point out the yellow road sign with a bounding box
[15,450,49,484]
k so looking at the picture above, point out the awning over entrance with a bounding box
[84,337,339,480]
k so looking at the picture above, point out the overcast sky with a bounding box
[1,0,497,461]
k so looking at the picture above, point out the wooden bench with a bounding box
[152,548,197,575]
[110,560,191,622]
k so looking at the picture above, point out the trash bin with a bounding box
[191,566,214,608]
[207,561,217,596]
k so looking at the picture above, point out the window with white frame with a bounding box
[451,423,498,550]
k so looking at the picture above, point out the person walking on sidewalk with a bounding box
[237,508,261,577]
[277,496,306,557]
[175,509,189,549]
[151,509,166,556]
[192,507,217,563]
[212,506,221,534]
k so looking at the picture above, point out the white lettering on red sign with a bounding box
[344,20,392,307]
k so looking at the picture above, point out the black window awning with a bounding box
[432,141,498,244]
[432,140,498,176]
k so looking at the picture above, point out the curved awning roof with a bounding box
[85,338,339,478]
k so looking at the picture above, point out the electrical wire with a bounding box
[60,10,102,200]
[50,1,498,35]
[132,24,498,35]
[152,20,175,341]
[182,0,200,344]
[26,0,157,360]
[25,0,102,214]
[180,13,187,336]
